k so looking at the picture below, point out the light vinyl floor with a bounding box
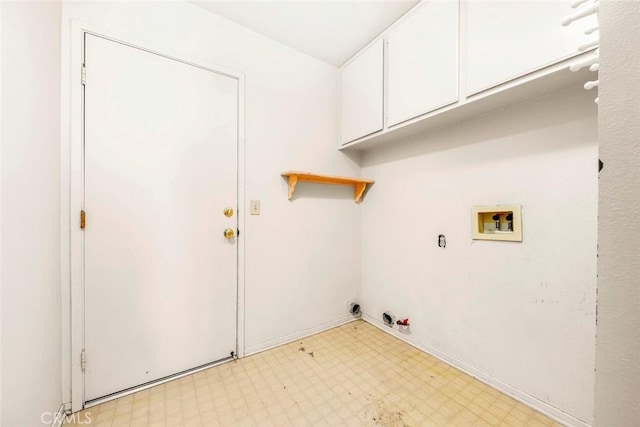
[66,320,562,427]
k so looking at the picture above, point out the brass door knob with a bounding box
[223,228,235,239]
[223,208,234,217]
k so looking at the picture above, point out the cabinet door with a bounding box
[340,39,384,145]
[465,0,597,95]
[388,0,459,127]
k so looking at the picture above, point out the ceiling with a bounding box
[191,0,419,67]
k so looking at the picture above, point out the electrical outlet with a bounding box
[250,200,260,215]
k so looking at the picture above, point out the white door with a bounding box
[83,34,238,401]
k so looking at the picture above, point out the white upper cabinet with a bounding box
[340,39,384,145]
[338,0,595,150]
[465,0,597,95]
[387,0,459,127]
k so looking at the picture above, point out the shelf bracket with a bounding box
[286,175,298,200]
[354,182,368,203]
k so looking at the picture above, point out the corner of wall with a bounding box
[594,1,640,426]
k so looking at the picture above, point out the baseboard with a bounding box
[244,315,357,356]
[361,313,592,427]
[50,404,66,427]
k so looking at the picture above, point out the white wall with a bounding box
[0,1,3,423]
[594,1,640,426]
[1,1,63,425]
[61,0,361,403]
[360,87,598,425]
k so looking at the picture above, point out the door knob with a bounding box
[223,228,235,239]
[223,208,234,217]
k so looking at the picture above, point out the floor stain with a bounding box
[365,394,409,427]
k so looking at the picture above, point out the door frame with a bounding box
[61,21,246,413]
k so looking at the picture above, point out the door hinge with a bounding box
[81,64,86,85]
[81,350,86,372]
[80,210,86,230]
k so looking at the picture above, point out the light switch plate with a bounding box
[250,200,260,215]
